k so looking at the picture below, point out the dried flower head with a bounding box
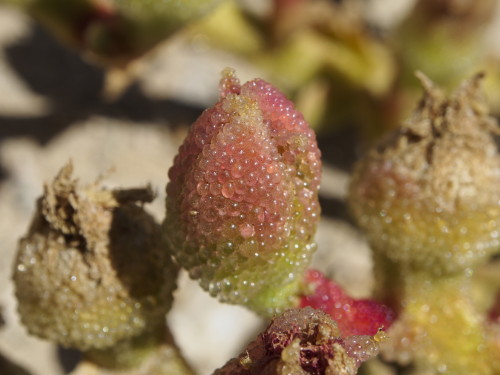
[165,68,321,315]
[213,307,383,375]
[348,73,500,275]
[13,162,177,350]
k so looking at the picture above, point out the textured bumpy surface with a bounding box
[13,163,177,350]
[348,74,500,275]
[212,307,384,375]
[165,68,321,315]
[300,270,394,336]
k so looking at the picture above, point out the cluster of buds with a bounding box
[11,68,394,375]
[14,65,500,375]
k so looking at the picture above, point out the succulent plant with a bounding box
[212,307,386,375]
[165,68,321,316]
[349,73,500,276]
[348,74,500,374]
[5,0,225,66]
[396,0,497,89]
[13,162,177,353]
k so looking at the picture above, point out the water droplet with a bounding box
[197,182,210,196]
[222,182,235,198]
[239,223,255,238]
[231,164,243,178]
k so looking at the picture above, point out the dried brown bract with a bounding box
[213,307,382,375]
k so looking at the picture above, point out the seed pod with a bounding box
[348,73,500,275]
[165,68,321,316]
[13,162,177,350]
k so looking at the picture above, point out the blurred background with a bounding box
[1,0,500,374]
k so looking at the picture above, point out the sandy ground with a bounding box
[1,1,499,374]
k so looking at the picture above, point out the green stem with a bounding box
[377,255,497,374]
[75,322,196,375]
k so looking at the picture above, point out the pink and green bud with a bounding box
[165,68,321,316]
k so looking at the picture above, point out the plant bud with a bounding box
[212,307,384,375]
[348,74,500,275]
[396,0,497,89]
[165,68,321,316]
[13,162,177,350]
